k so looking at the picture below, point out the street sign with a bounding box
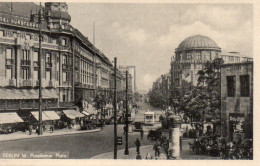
[117,136,123,145]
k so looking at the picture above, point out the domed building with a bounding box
[170,34,222,98]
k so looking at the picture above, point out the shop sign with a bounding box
[0,15,39,29]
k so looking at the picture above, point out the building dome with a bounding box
[176,35,221,52]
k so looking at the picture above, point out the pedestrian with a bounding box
[50,123,54,133]
[145,152,153,159]
[140,129,144,140]
[29,125,32,135]
[135,138,141,154]
[153,141,160,157]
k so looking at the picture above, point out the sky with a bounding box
[68,3,253,91]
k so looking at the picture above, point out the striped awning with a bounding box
[63,110,85,119]
[0,88,58,100]
[0,112,24,124]
[44,111,60,120]
[84,105,97,115]
[31,111,50,121]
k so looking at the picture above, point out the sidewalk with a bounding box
[91,139,220,160]
[0,125,101,142]
[91,145,167,159]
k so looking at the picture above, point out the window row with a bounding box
[226,75,250,97]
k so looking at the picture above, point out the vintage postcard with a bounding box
[0,0,258,165]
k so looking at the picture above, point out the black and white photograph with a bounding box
[0,0,256,163]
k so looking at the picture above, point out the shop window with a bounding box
[240,75,250,97]
[227,76,236,97]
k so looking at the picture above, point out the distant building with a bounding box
[170,34,253,102]
[220,61,253,141]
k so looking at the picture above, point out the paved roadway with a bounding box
[0,102,158,159]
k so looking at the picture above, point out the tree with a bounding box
[93,93,106,120]
[181,58,224,129]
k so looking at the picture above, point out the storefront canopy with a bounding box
[0,88,58,100]
[44,111,60,120]
[31,111,50,121]
[84,105,97,115]
[63,110,85,119]
[0,112,24,124]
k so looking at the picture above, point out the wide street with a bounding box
[0,102,157,159]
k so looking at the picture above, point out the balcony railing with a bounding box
[22,79,32,87]
[59,102,75,108]
[33,61,39,67]
[62,64,69,70]
[9,79,16,86]
[46,62,52,68]
[59,45,71,51]
[6,59,14,65]
[21,60,31,66]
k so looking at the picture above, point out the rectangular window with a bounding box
[33,51,39,62]
[46,70,51,82]
[227,76,236,97]
[34,69,38,80]
[46,53,51,63]
[22,50,30,60]
[63,72,67,82]
[62,90,67,102]
[61,38,66,46]
[6,68,12,79]
[62,55,67,64]
[0,30,3,37]
[240,75,250,97]
[6,48,12,59]
[22,68,30,80]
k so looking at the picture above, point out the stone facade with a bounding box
[220,62,253,140]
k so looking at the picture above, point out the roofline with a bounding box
[175,47,221,52]
[221,61,253,66]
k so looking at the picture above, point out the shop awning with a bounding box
[44,111,60,120]
[0,88,59,100]
[31,111,50,121]
[63,110,85,119]
[105,104,113,109]
[84,105,97,115]
[0,112,24,124]
[82,111,90,116]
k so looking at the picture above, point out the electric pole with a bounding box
[124,70,129,155]
[114,57,117,159]
[30,3,43,135]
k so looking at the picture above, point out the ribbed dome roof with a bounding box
[49,10,71,22]
[176,35,220,51]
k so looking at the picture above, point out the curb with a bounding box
[0,128,102,143]
[91,145,153,159]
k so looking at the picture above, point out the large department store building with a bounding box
[0,2,126,122]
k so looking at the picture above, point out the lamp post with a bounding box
[113,57,117,159]
[124,70,129,155]
[30,3,44,135]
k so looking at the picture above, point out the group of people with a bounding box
[190,136,253,159]
[28,123,55,135]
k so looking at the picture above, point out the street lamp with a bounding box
[30,3,45,135]
[124,70,129,155]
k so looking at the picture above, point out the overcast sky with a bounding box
[68,3,253,91]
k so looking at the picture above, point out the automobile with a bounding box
[0,126,15,134]
[133,122,143,131]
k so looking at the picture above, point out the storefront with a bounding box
[0,112,24,133]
